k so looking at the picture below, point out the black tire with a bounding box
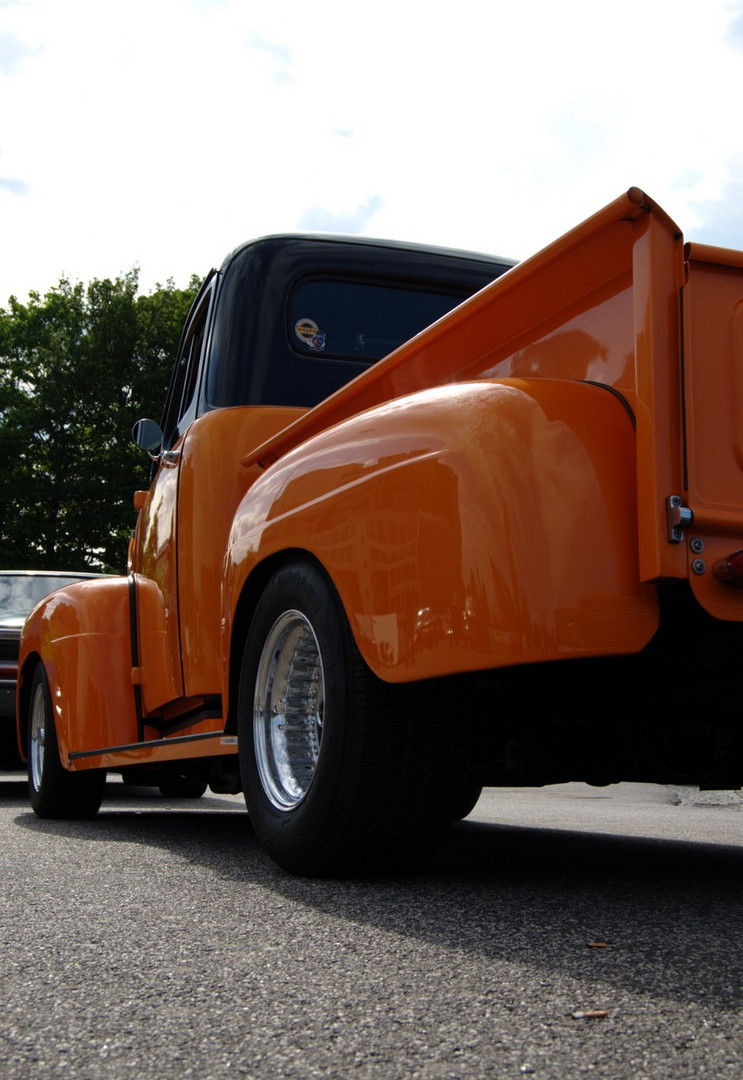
[27,663,105,819]
[237,561,465,876]
[158,775,208,799]
[452,782,483,821]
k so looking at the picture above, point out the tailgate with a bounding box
[682,244,743,619]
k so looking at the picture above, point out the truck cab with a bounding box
[129,234,514,730]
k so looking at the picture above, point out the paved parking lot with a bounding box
[1,774,741,1079]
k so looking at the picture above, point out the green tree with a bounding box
[0,272,200,571]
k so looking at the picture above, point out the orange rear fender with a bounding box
[224,379,659,689]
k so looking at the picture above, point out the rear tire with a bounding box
[28,663,105,819]
[238,560,464,876]
[452,782,483,820]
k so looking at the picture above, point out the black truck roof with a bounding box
[207,234,515,411]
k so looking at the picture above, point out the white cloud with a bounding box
[0,175,28,194]
[0,29,36,72]
[298,195,383,233]
[0,0,743,302]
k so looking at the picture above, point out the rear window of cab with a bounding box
[288,278,471,364]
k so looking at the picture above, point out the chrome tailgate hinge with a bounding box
[666,495,694,543]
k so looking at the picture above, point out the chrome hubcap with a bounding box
[254,610,324,811]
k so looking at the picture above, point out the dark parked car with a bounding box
[0,571,104,766]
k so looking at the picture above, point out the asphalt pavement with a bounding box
[0,773,741,1079]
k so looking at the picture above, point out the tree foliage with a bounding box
[0,271,200,571]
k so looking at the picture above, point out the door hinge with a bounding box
[666,495,694,543]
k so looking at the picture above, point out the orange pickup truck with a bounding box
[17,188,743,874]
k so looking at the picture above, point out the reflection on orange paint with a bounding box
[225,379,657,686]
[681,243,743,620]
[18,188,743,773]
[20,579,139,759]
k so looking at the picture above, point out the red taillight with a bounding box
[712,549,743,587]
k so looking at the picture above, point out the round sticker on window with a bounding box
[295,317,326,352]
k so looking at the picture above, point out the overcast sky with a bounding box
[1,0,743,303]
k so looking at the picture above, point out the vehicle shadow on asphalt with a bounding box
[10,781,743,1013]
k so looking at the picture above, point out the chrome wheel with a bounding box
[253,609,324,811]
[29,679,47,793]
[239,561,464,875]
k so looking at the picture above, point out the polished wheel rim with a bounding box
[29,682,46,792]
[254,610,324,811]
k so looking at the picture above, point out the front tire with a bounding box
[238,561,464,876]
[28,663,105,819]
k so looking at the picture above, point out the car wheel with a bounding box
[28,663,105,818]
[238,560,463,876]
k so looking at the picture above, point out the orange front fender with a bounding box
[18,578,139,768]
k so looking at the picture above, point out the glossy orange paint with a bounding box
[21,188,743,775]
[173,406,305,697]
[19,409,307,769]
[247,189,688,584]
[16,576,238,771]
[130,451,182,698]
[682,243,743,621]
[18,578,139,762]
[133,575,180,713]
[129,407,307,702]
[225,378,658,687]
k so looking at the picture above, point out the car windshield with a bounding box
[0,574,89,624]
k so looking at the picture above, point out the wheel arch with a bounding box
[16,577,140,765]
[224,547,331,734]
[16,649,42,760]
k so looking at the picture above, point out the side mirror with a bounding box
[132,418,163,460]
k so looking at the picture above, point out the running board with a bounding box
[68,730,238,771]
